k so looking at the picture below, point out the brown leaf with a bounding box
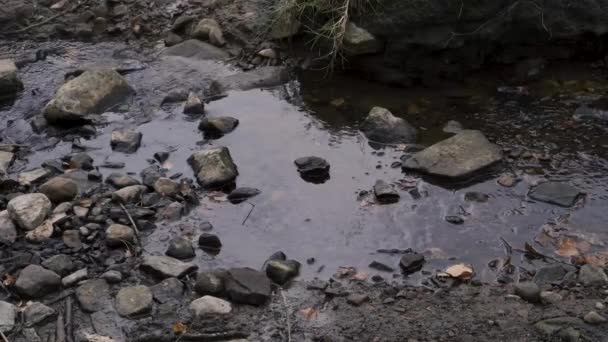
[3,274,16,287]
[335,266,356,279]
[172,322,187,335]
[299,307,318,320]
[444,264,474,280]
[524,242,543,259]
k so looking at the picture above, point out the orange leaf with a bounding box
[299,307,318,320]
[172,322,187,335]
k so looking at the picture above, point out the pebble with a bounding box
[101,270,123,283]
[62,268,88,287]
[0,301,16,333]
[596,302,606,310]
[115,285,153,317]
[445,216,464,224]
[514,282,541,303]
[190,296,232,317]
[166,236,195,259]
[583,311,606,324]
[347,293,369,306]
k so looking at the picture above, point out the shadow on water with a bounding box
[2,41,608,283]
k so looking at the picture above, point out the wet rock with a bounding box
[445,215,464,224]
[90,311,126,341]
[44,69,133,124]
[347,293,370,306]
[403,130,502,178]
[373,180,400,204]
[115,285,153,317]
[112,184,147,203]
[0,301,16,333]
[583,311,606,324]
[140,255,198,279]
[464,192,489,203]
[105,224,135,247]
[62,268,88,287]
[190,296,231,317]
[151,277,184,304]
[227,187,260,204]
[343,22,382,55]
[0,59,23,99]
[198,233,222,250]
[578,265,608,286]
[443,120,463,134]
[76,279,110,312]
[18,168,52,186]
[157,201,184,221]
[225,268,271,305]
[195,271,225,296]
[140,165,162,188]
[110,128,142,153]
[63,230,82,250]
[294,156,330,183]
[24,302,55,327]
[41,254,74,277]
[533,264,573,285]
[171,15,195,32]
[213,66,289,91]
[497,174,517,187]
[399,253,425,274]
[189,147,238,188]
[154,178,179,197]
[7,193,52,230]
[101,270,122,284]
[39,177,78,203]
[166,237,195,259]
[163,39,229,61]
[106,173,140,189]
[25,220,54,243]
[192,18,225,46]
[265,260,301,285]
[198,117,239,137]
[360,107,417,144]
[540,291,563,304]
[0,152,14,176]
[514,282,540,303]
[154,152,170,164]
[15,265,61,298]
[0,210,17,243]
[183,92,204,115]
[528,182,582,207]
[535,317,583,339]
[68,152,94,170]
[166,32,185,47]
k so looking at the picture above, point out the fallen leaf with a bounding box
[299,307,318,320]
[51,0,68,9]
[2,274,16,287]
[172,322,187,335]
[444,264,474,280]
[353,271,369,281]
[335,266,356,279]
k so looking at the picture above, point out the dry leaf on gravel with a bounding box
[444,264,474,280]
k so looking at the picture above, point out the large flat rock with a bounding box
[403,130,501,178]
[188,146,238,188]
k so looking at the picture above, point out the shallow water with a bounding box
[2,41,608,283]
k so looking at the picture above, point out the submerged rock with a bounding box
[213,66,289,91]
[265,259,301,285]
[183,92,204,115]
[7,193,52,230]
[225,268,271,305]
[106,173,140,189]
[105,224,136,247]
[163,39,229,61]
[528,182,582,207]
[227,187,261,204]
[399,253,425,274]
[403,130,502,178]
[115,285,153,317]
[111,128,142,153]
[140,255,198,279]
[39,177,78,203]
[198,117,239,137]
[294,156,330,183]
[43,69,133,124]
[373,180,400,204]
[166,237,195,259]
[190,296,231,317]
[15,265,61,298]
[343,22,382,55]
[360,107,417,144]
[188,146,238,188]
[0,59,23,100]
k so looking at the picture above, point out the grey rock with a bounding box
[534,317,584,339]
[188,146,238,188]
[198,117,239,137]
[225,268,271,305]
[111,128,142,153]
[166,237,195,259]
[63,230,82,250]
[0,59,23,99]
[105,224,135,247]
[18,168,52,186]
[346,293,370,306]
[403,130,502,178]
[528,182,582,207]
[183,92,204,115]
[68,152,94,170]
[399,253,425,274]
[140,255,198,279]
[140,165,162,188]
[294,156,330,183]
[227,187,261,204]
[198,233,222,250]
[583,311,607,324]
[62,268,88,287]
[115,285,153,317]
[192,18,225,46]
[44,69,133,123]
[578,264,608,286]
[195,271,225,296]
[266,259,300,285]
[151,277,184,304]
[24,302,55,327]
[154,152,170,164]
[106,173,140,189]
[190,296,231,317]
[101,270,123,283]
[213,66,289,91]
[25,220,54,243]
[269,12,301,39]
[373,180,400,204]
[360,107,417,144]
[163,39,229,60]
[112,185,147,203]
[166,33,185,47]
[90,311,126,341]
[0,301,16,333]
[39,177,78,203]
[75,279,111,312]
[41,254,74,276]
[540,291,563,305]
[15,265,61,298]
[0,210,17,243]
[154,178,179,197]
[343,22,382,55]
[7,193,52,230]
[514,282,541,303]
[22,328,42,342]
[533,264,574,285]
[171,15,195,32]
[0,151,15,176]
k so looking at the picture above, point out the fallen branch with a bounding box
[2,1,87,36]
[119,203,141,237]
[280,289,292,342]
[0,329,9,342]
[131,331,248,342]
[241,202,256,225]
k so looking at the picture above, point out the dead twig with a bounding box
[241,202,256,225]
[0,329,9,342]
[65,297,74,342]
[56,312,66,342]
[119,203,141,237]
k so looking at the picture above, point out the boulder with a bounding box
[195,271,225,296]
[166,237,195,259]
[0,151,14,176]
[373,180,400,204]
[190,296,232,317]
[163,39,229,61]
[183,92,204,115]
[528,182,582,207]
[0,301,16,333]
[0,210,17,243]
[192,18,225,46]
[7,193,52,230]
[105,224,136,247]
[154,178,179,197]
[0,59,23,99]
[225,268,271,305]
[115,285,153,317]
[39,177,79,203]
[106,173,140,189]
[112,185,147,203]
[360,107,417,144]
[140,255,198,279]
[343,22,382,55]
[15,265,61,298]
[188,147,238,188]
[198,117,239,137]
[42,254,74,277]
[151,277,184,304]
[265,260,300,285]
[43,69,133,124]
[110,128,142,153]
[403,130,502,178]
[75,279,111,312]
[24,302,55,327]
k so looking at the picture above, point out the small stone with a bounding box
[140,165,162,188]
[106,173,140,189]
[41,254,74,276]
[165,32,183,46]
[192,19,224,46]
[294,156,330,183]
[0,210,17,243]
[343,22,382,55]
[369,261,394,272]
[198,233,222,251]
[151,277,184,304]
[578,265,608,286]
[443,120,463,133]
[68,153,94,170]
[445,216,464,224]
[497,174,517,187]
[583,311,606,324]
[115,285,153,317]
[7,193,52,230]
[464,192,489,203]
[399,253,425,274]
[15,265,61,298]
[198,117,239,137]
[75,279,111,312]
[514,282,541,303]
[166,237,195,259]
[265,259,301,285]
[140,255,198,279]
[154,177,179,197]
[63,230,82,250]
[227,187,261,204]
[101,270,122,283]
[373,180,400,204]
[596,302,606,310]
[111,128,142,153]
[540,290,563,304]
[24,302,55,327]
[39,177,78,203]
[529,181,582,207]
[112,185,147,203]
[0,59,23,100]
[188,147,238,188]
[183,92,204,115]
[346,293,369,306]
[105,224,135,247]
[154,152,170,164]
[62,268,88,287]
[0,301,16,333]
[18,168,52,186]
[360,106,417,144]
[225,268,271,305]
[195,271,225,296]
[190,296,231,317]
